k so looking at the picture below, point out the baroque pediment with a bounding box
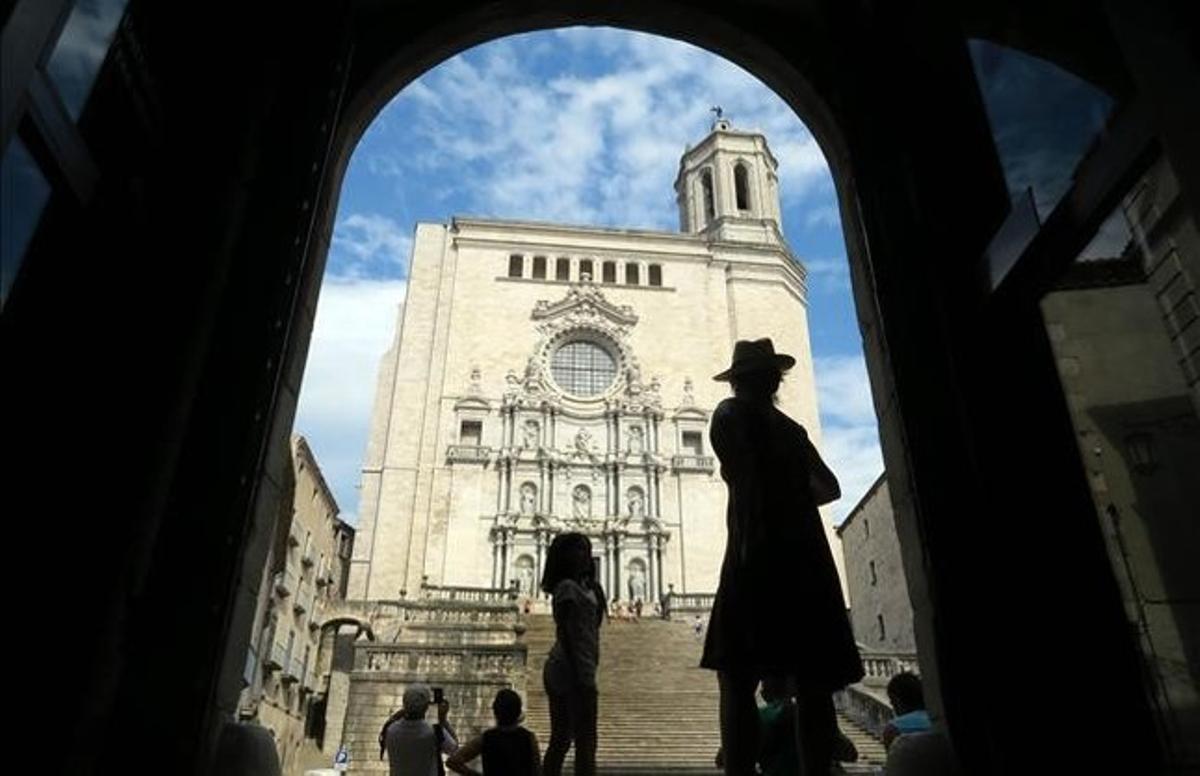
[531,278,638,337]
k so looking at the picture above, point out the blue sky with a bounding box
[294,28,882,525]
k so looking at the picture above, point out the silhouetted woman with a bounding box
[540,532,607,776]
[702,339,864,776]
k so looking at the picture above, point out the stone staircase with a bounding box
[521,615,887,773]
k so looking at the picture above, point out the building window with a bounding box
[648,264,663,287]
[869,560,877,586]
[508,254,523,278]
[734,163,751,210]
[625,263,640,285]
[701,169,715,223]
[550,339,618,397]
[681,431,704,455]
[460,420,482,446]
[864,518,870,539]
[579,259,594,281]
[556,258,570,281]
[532,255,547,279]
[602,261,616,283]
[877,614,886,642]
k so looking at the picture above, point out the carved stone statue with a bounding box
[516,561,535,596]
[519,483,536,515]
[626,362,643,394]
[627,487,645,520]
[627,425,644,454]
[523,419,540,449]
[628,565,647,603]
[504,370,522,398]
[523,356,542,391]
[468,366,482,395]
[682,377,696,407]
[574,427,593,455]
[572,485,592,521]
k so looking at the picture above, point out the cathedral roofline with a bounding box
[444,215,809,297]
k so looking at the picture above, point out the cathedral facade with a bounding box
[347,120,844,607]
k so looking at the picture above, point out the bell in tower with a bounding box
[673,110,785,247]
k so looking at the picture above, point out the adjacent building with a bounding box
[837,474,917,653]
[238,435,355,772]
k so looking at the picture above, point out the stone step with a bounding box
[519,615,886,768]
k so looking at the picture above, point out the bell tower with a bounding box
[674,111,785,246]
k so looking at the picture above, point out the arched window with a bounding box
[648,264,662,286]
[602,260,616,283]
[877,614,887,641]
[579,259,594,281]
[701,169,715,223]
[532,255,547,279]
[555,257,570,281]
[734,163,751,210]
[625,263,639,285]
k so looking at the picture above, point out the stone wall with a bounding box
[838,476,917,653]
[336,593,526,773]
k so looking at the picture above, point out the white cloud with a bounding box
[805,204,840,230]
[804,258,851,293]
[294,277,408,523]
[814,354,884,524]
[331,213,412,278]
[365,29,830,230]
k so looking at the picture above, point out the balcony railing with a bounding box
[661,590,715,619]
[446,444,492,464]
[273,570,296,597]
[671,454,715,473]
[280,658,300,684]
[263,642,286,671]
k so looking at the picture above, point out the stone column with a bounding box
[612,535,622,601]
[646,536,657,603]
[604,533,614,598]
[538,462,547,515]
[491,531,500,588]
[546,462,554,516]
[655,536,666,601]
[535,531,546,599]
[499,530,509,589]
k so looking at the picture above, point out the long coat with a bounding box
[700,396,864,693]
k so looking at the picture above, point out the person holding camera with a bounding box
[446,688,542,776]
[380,683,460,776]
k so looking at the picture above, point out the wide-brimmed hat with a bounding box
[713,338,796,381]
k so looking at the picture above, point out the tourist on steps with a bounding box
[703,339,865,776]
[379,683,460,776]
[446,688,542,776]
[881,673,931,750]
[540,532,607,776]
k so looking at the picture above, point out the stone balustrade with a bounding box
[445,444,492,464]
[419,582,515,603]
[661,590,716,618]
[671,454,715,473]
[859,651,921,686]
